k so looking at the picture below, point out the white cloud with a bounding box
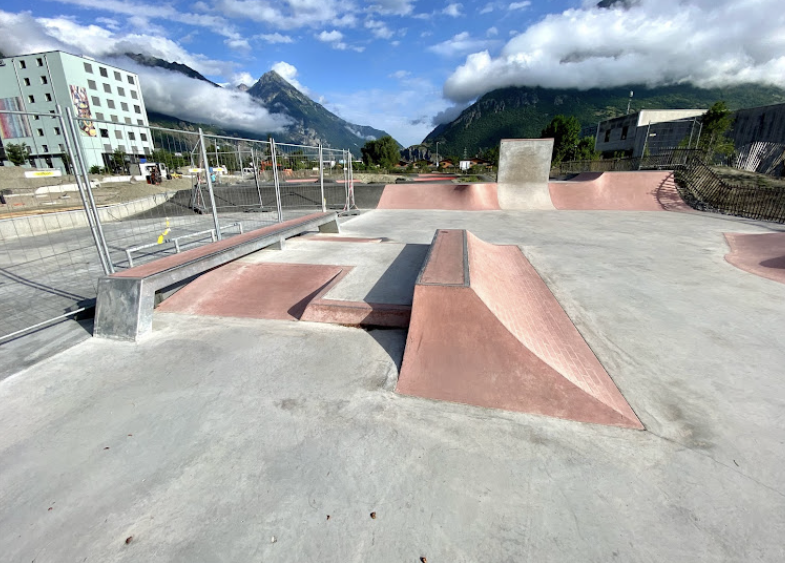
[508,1,531,10]
[0,11,289,133]
[121,63,291,133]
[444,0,785,103]
[486,27,498,37]
[212,0,357,30]
[366,0,415,16]
[428,32,495,58]
[442,3,463,17]
[0,11,228,76]
[479,3,494,14]
[256,32,293,44]
[232,71,255,86]
[390,70,410,79]
[95,16,120,30]
[317,29,344,42]
[270,61,312,95]
[365,19,393,40]
[224,37,251,51]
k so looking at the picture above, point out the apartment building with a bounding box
[0,50,152,171]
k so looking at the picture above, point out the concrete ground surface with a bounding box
[1,206,784,562]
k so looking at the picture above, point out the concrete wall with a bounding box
[497,139,554,210]
[0,191,175,240]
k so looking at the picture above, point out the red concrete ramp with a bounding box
[377,183,500,210]
[549,171,689,211]
[724,232,785,285]
[397,230,642,429]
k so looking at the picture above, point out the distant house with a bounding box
[438,159,454,168]
[594,109,706,158]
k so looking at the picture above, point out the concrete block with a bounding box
[497,139,555,210]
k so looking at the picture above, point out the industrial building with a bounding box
[594,109,706,158]
[0,50,152,171]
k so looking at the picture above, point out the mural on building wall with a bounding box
[0,97,33,139]
[69,85,96,137]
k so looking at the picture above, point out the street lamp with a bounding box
[435,141,440,169]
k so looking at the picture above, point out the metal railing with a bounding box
[674,160,785,224]
[0,107,358,341]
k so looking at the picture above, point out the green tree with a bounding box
[541,115,581,164]
[698,101,735,158]
[5,143,29,167]
[573,137,599,161]
[361,135,399,168]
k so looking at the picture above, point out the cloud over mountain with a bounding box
[444,0,785,103]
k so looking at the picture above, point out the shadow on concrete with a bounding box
[287,270,345,320]
[364,243,428,305]
[0,316,94,381]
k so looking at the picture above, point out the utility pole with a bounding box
[435,141,440,169]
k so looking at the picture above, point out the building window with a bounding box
[33,115,40,120]
[36,128,44,136]
[137,119,144,125]
[45,93,52,102]
[36,58,44,66]
[28,95,35,103]
[99,67,108,77]
[103,83,111,94]
[124,117,132,124]
[91,96,101,106]
[59,143,65,152]
[107,99,116,109]
[54,127,61,135]
[140,133,148,142]
[96,112,104,121]
[88,79,97,90]
[115,130,123,140]
[100,129,109,138]
[117,86,125,97]
[23,77,31,86]
[114,71,121,80]
[130,90,138,99]
[84,62,93,73]
[42,144,48,152]
[128,132,135,141]
[132,146,139,154]
[19,60,26,69]
[604,129,611,143]
[134,105,141,114]
[40,76,48,84]
[121,102,128,112]
[620,126,629,141]
[111,115,118,123]
[127,75,135,85]
[103,144,112,152]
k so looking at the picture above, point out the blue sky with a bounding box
[1,0,784,146]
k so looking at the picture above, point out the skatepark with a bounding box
[1,139,784,562]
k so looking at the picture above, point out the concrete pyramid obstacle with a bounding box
[397,230,643,429]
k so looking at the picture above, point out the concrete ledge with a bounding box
[94,212,340,340]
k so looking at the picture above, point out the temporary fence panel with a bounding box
[0,107,105,341]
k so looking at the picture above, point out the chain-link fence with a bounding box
[1,106,359,341]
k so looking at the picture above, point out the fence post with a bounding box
[198,128,222,241]
[65,107,115,274]
[319,143,326,212]
[58,106,113,275]
[270,139,283,223]
[250,146,264,210]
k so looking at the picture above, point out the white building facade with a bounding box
[0,50,152,171]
